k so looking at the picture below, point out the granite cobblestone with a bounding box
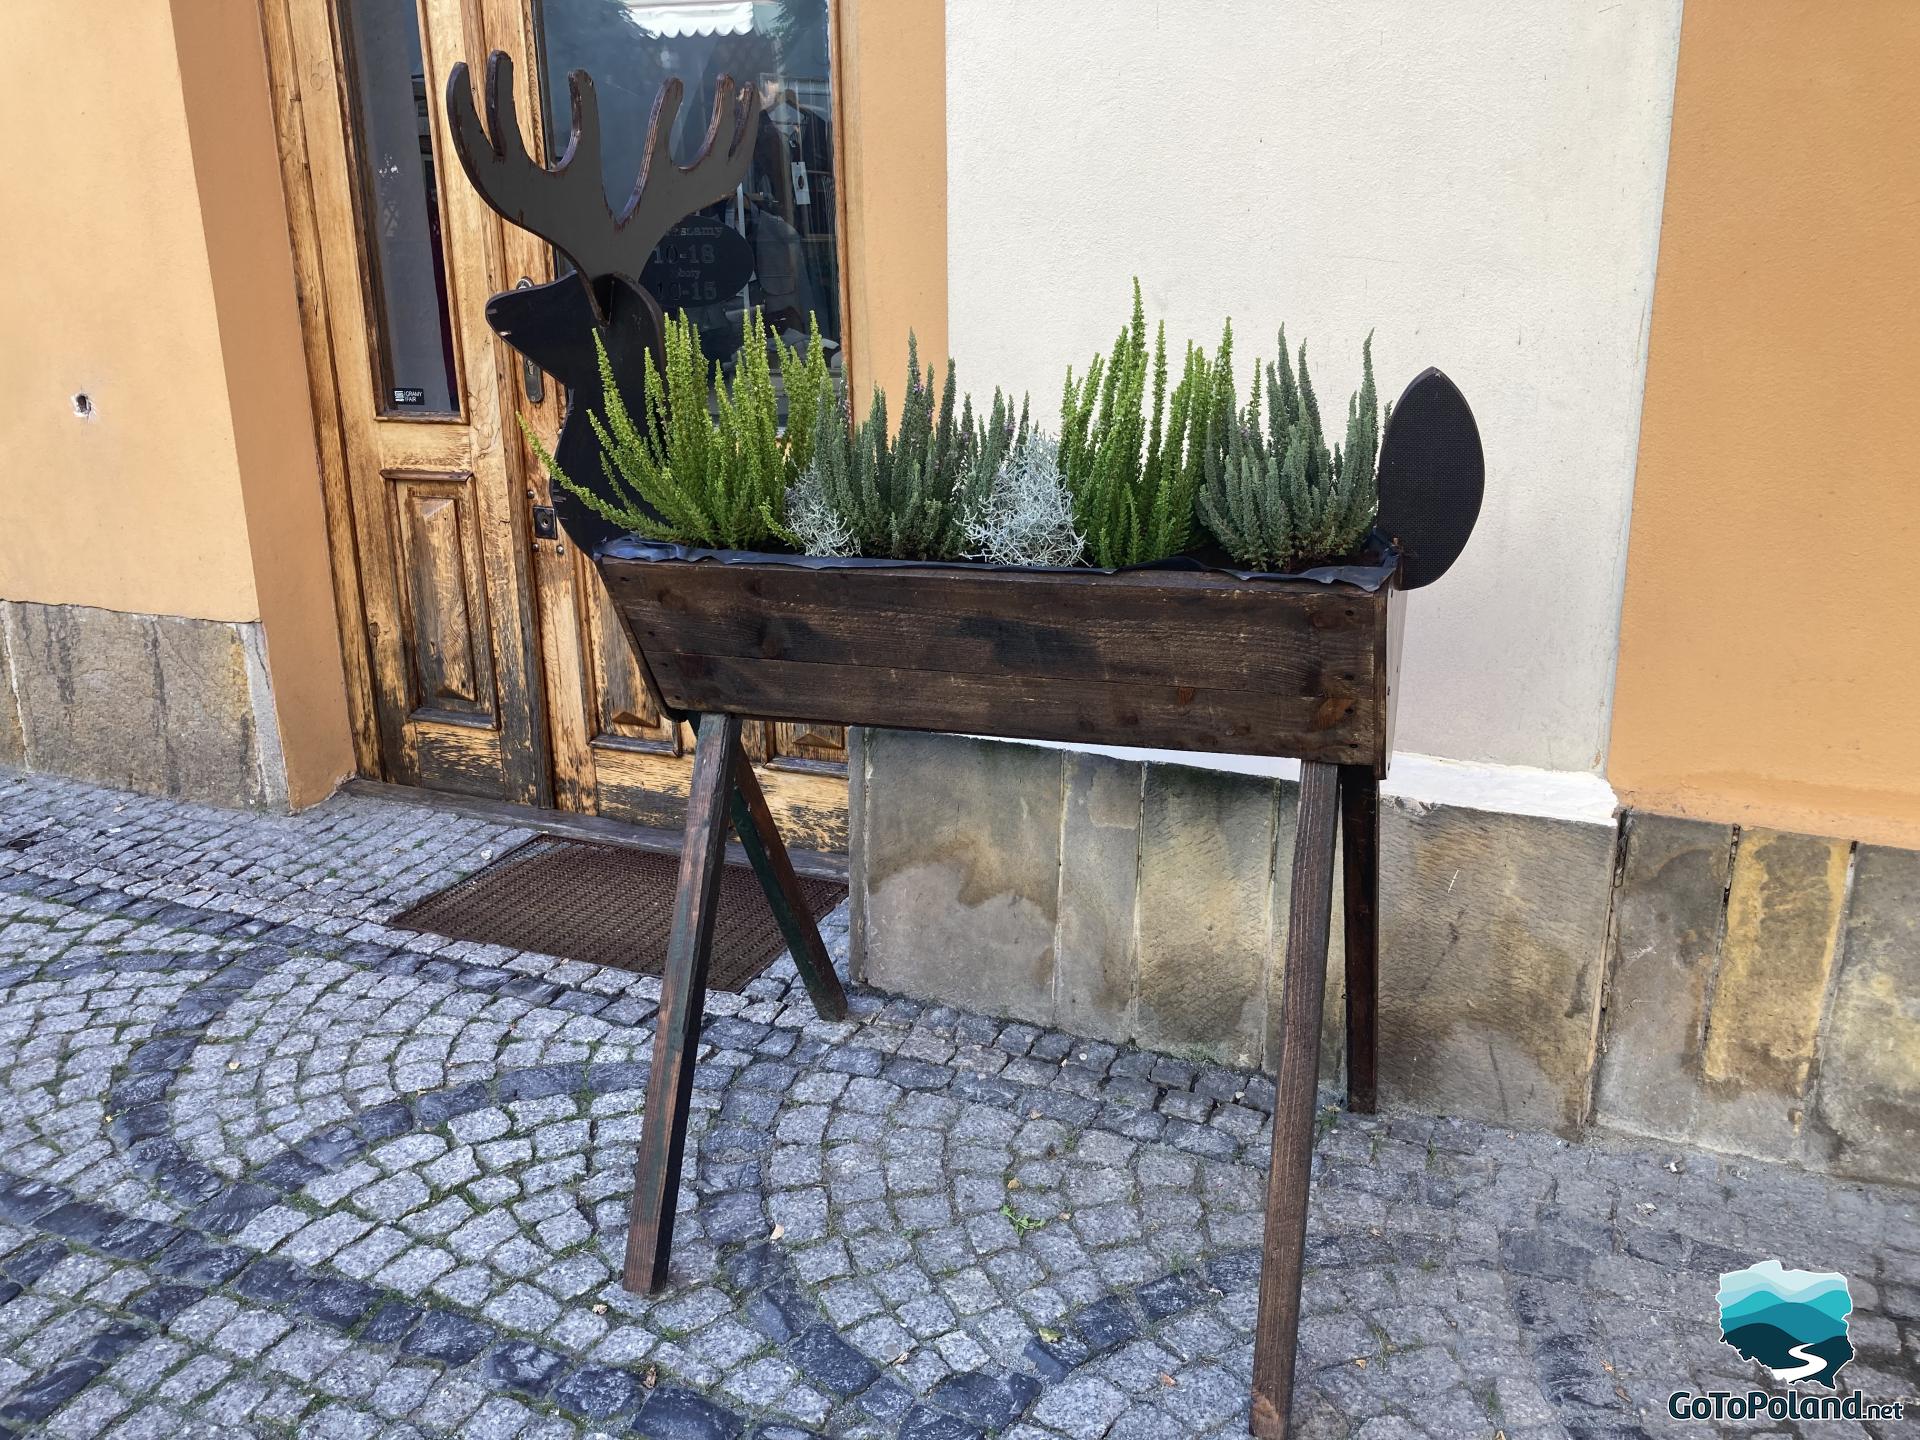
[0,771,1914,1437]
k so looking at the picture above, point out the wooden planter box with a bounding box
[597,540,1405,775]
[446,46,1478,1435]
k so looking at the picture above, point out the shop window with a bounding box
[340,0,463,416]
[535,0,842,403]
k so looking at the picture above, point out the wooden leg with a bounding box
[1338,765,1379,1114]
[1251,761,1339,1440]
[624,711,740,1294]
[729,750,848,1022]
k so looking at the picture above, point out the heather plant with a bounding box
[1059,281,1234,568]
[1198,329,1382,571]
[963,432,1084,568]
[522,309,831,549]
[789,334,1025,561]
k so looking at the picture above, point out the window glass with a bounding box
[340,0,462,416]
[536,0,842,400]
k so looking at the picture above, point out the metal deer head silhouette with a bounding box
[445,52,763,549]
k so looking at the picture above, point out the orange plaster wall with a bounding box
[1609,0,1920,850]
[0,2,259,621]
[169,0,353,807]
[835,0,947,402]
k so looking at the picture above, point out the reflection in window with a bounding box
[536,0,841,404]
[341,0,461,415]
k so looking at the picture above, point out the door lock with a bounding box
[531,504,558,541]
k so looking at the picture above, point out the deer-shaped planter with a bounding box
[447,52,1483,1440]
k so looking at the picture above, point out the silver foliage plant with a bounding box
[963,431,1086,568]
[781,461,860,558]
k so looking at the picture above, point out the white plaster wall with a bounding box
[945,0,1683,773]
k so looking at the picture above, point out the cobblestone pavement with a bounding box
[0,770,1915,1440]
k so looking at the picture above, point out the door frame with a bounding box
[262,0,383,781]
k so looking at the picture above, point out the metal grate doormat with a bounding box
[391,836,845,992]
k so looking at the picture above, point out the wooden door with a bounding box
[285,0,548,804]
[479,0,852,852]
[274,0,851,846]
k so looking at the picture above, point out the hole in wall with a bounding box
[71,393,93,418]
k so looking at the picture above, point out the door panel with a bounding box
[388,470,496,724]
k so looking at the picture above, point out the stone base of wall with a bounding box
[0,600,287,809]
[850,731,1920,1187]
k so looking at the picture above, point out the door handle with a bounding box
[516,277,546,404]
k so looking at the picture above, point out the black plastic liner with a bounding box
[598,533,1401,592]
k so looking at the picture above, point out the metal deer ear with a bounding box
[1374,368,1484,589]
[445,50,761,323]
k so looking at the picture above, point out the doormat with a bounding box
[391,836,846,993]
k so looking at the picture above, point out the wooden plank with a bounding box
[601,558,1383,694]
[285,0,418,780]
[728,748,849,1021]
[1339,765,1379,1114]
[1253,761,1339,1440]
[625,712,741,1293]
[257,0,381,778]
[645,650,1381,767]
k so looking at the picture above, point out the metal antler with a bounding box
[446,50,761,324]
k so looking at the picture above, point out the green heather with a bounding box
[526,292,1386,570]
[789,333,1024,561]
[522,309,830,550]
[1059,280,1234,568]
[1198,329,1382,571]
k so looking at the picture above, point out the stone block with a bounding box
[1812,846,1920,1184]
[1376,798,1615,1133]
[1134,762,1275,1068]
[1266,779,1349,1089]
[1695,828,1848,1159]
[0,609,22,769]
[1,600,281,807]
[858,731,1061,1024]
[1053,751,1142,1042]
[1592,814,1734,1140]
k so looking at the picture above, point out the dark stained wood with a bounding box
[601,555,1399,774]
[663,652,1378,766]
[1339,765,1380,1114]
[727,751,849,1022]
[625,711,741,1293]
[603,559,1380,690]
[1253,761,1340,1440]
